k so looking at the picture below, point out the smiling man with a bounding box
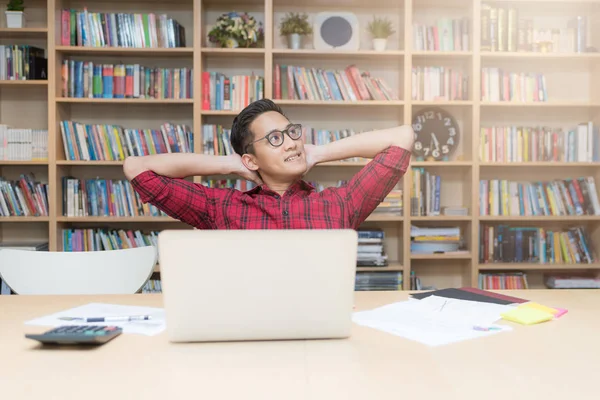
[123,99,414,230]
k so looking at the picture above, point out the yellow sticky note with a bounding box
[519,302,559,316]
[501,307,554,325]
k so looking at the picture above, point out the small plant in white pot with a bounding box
[367,16,394,51]
[279,12,312,50]
[6,0,25,28]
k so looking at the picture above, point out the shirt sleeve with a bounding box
[336,146,411,229]
[130,170,217,229]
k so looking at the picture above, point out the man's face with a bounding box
[244,111,307,180]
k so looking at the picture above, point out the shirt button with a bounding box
[282,210,289,216]
[274,195,280,199]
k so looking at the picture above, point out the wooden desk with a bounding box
[1,290,598,400]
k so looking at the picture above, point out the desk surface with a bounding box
[1,290,598,400]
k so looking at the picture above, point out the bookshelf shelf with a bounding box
[0,81,48,86]
[478,263,600,271]
[411,253,472,260]
[0,217,50,222]
[1,0,599,293]
[55,98,194,104]
[272,49,405,58]
[274,100,405,106]
[54,46,194,56]
[478,216,600,221]
[56,217,178,223]
[357,263,404,272]
[0,161,48,165]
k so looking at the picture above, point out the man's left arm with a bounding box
[309,125,414,228]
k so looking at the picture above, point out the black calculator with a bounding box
[25,325,123,345]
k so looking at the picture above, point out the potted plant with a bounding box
[207,12,264,48]
[279,12,312,50]
[367,17,394,51]
[6,0,25,28]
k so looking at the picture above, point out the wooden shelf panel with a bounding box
[480,162,600,167]
[56,98,193,104]
[357,263,404,272]
[481,51,600,59]
[55,46,194,56]
[0,160,48,165]
[57,160,125,166]
[0,28,48,38]
[411,252,472,260]
[0,217,49,222]
[201,47,265,55]
[412,51,472,57]
[201,110,240,116]
[365,214,403,222]
[275,100,404,106]
[273,49,404,58]
[0,80,48,85]
[479,216,600,221]
[411,161,472,167]
[412,100,473,106]
[57,217,178,223]
[410,216,472,221]
[480,101,597,107]
[478,263,600,271]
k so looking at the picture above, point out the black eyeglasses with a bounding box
[245,123,303,153]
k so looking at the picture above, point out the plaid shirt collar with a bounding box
[245,179,317,198]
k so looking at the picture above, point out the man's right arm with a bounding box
[123,153,261,228]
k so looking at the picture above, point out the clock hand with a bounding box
[431,133,440,149]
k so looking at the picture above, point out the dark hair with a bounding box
[230,98,287,155]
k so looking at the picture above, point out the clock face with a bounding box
[411,108,460,161]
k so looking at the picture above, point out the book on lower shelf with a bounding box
[60,120,193,160]
[0,45,47,81]
[411,167,441,216]
[410,225,464,254]
[62,228,158,251]
[357,229,388,267]
[479,176,600,217]
[61,60,193,99]
[479,224,596,264]
[201,71,264,111]
[355,271,402,291]
[0,174,49,217]
[544,273,600,289]
[60,9,187,48]
[478,271,529,290]
[273,64,398,101]
[0,125,48,161]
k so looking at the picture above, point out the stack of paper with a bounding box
[352,295,515,347]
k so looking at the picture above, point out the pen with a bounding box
[59,315,152,323]
[473,325,501,331]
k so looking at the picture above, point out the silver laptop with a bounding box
[157,229,358,342]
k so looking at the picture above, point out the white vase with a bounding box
[373,38,387,51]
[288,33,302,50]
[5,11,25,28]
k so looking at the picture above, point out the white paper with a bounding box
[25,303,166,336]
[352,296,515,347]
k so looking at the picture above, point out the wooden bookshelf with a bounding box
[1,0,600,292]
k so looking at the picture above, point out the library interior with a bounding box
[0,0,599,398]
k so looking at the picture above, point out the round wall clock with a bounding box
[411,107,460,161]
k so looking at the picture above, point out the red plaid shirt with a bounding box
[131,146,410,230]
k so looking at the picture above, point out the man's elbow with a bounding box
[123,156,147,181]
[391,125,415,151]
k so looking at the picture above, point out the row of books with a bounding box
[62,177,167,218]
[412,18,470,52]
[60,9,186,48]
[481,68,547,102]
[410,168,441,217]
[411,67,469,101]
[0,45,47,81]
[201,72,264,111]
[480,123,600,163]
[410,225,462,254]
[142,277,162,294]
[0,174,49,217]
[481,4,588,53]
[62,228,159,252]
[479,177,600,217]
[479,225,595,264]
[0,126,48,161]
[478,272,529,290]
[59,121,193,161]
[61,60,193,99]
[273,64,398,102]
[357,229,387,267]
[355,272,402,291]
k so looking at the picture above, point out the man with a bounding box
[123,99,414,229]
